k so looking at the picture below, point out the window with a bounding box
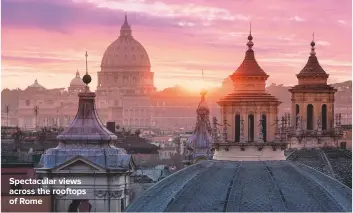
[322,104,327,130]
[262,114,267,142]
[307,104,314,130]
[121,199,125,212]
[248,114,254,142]
[235,114,240,142]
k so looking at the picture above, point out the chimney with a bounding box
[106,122,116,133]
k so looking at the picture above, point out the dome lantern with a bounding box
[120,13,132,37]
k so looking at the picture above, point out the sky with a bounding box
[1,0,352,91]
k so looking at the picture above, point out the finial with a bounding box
[85,51,88,74]
[82,51,92,86]
[311,32,315,47]
[123,12,129,27]
[248,22,253,41]
[246,23,254,50]
[35,79,38,84]
[76,69,80,78]
[200,69,207,101]
[310,32,316,56]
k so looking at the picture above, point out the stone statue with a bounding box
[317,116,321,128]
[296,116,301,130]
[258,115,264,143]
[240,116,245,143]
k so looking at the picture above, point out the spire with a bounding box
[231,23,268,78]
[120,13,132,37]
[57,53,117,143]
[200,69,207,100]
[82,51,92,90]
[34,79,38,84]
[123,12,129,27]
[310,32,316,56]
[76,70,80,78]
[185,85,213,161]
[85,51,88,75]
[247,22,254,50]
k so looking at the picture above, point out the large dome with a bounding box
[127,160,352,212]
[101,15,150,70]
[70,71,85,87]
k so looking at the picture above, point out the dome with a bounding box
[70,71,85,87]
[28,79,45,89]
[126,160,352,212]
[101,15,150,70]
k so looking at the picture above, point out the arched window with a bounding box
[307,104,314,130]
[322,104,327,130]
[248,114,254,142]
[295,104,300,128]
[121,199,125,212]
[235,114,240,142]
[262,114,267,142]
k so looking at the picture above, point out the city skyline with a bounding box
[1,0,352,91]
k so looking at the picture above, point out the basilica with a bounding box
[6,15,220,131]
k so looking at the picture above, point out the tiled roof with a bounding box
[297,55,329,78]
[232,49,268,78]
[231,34,268,78]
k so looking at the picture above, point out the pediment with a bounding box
[52,156,105,172]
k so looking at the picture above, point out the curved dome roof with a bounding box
[70,71,85,87]
[127,160,351,212]
[101,15,150,69]
[28,79,45,90]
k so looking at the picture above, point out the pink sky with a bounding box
[1,0,352,91]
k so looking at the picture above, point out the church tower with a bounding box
[289,36,337,132]
[213,28,286,161]
[217,28,281,143]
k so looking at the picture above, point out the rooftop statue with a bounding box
[184,89,213,163]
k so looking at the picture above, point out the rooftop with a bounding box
[127,160,351,212]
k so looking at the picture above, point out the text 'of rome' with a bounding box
[1,0,352,212]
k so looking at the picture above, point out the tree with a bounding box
[37,128,47,152]
[116,125,120,130]
[135,129,141,137]
[12,127,23,153]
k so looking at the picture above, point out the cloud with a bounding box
[337,20,347,25]
[315,40,331,46]
[1,0,351,90]
[289,16,305,22]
